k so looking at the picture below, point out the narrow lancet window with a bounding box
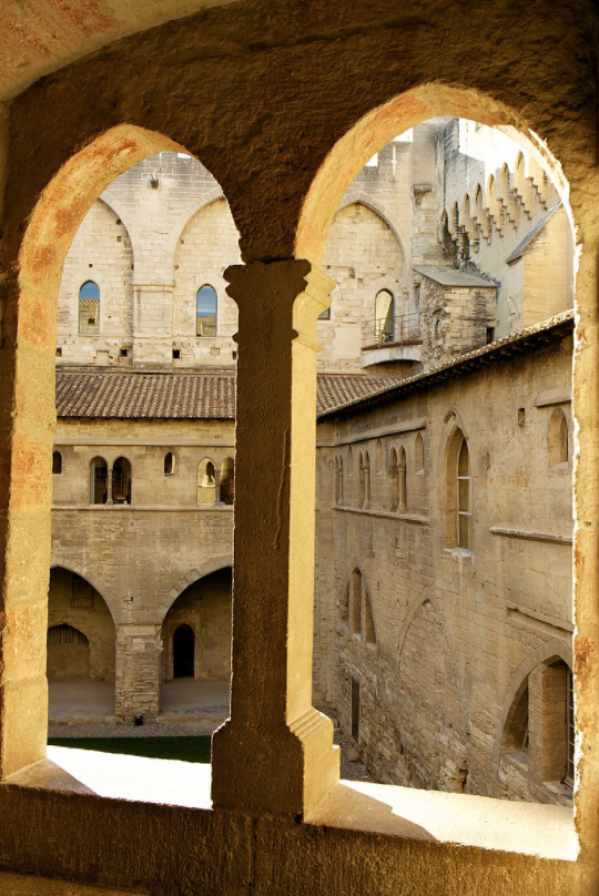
[90,457,108,505]
[457,437,471,549]
[196,285,217,337]
[220,457,234,505]
[112,457,132,504]
[79,281,100,335]
[374,289,395,344]
[52,451,62,475]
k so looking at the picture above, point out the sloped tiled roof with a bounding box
[318,310,574,420]
[506,201,562,264]
[412,265,495,288]
[55,371,403,420]
[55,311,573,421]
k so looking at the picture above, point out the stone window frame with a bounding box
[347,567,377,646]
[219,457,235,505]
[415,432,425,474]
[195,283,218,337]
[548,406,569,469]
[335,454,344,505]
[374,288,395,345]
[398,444,407,513]
[498,646,574,801]
[443,420,473,553]
[456,436,471,549]
[164,451,176,476]
[350,568,363,635]
[357,451,371,509]
[111,456,132,505]
[389,446,399,511]
[78,279,101,336]
[89,455,108,505]
[196,456,217,506]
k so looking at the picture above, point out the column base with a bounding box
[212,707,339,818]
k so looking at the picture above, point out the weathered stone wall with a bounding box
[440,118,573,338]
[0,0,597,892]
[173,198,241,366]
[48,567,116,681]
[318,202,405,370]
[315,333,573,805]
[161,567,232,682]
[52,417,234,718]
[57,199,134,365]
[420,278,497,366]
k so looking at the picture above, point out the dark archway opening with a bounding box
[173,624,195,679]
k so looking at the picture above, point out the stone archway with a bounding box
[47,567,117,720]
[160,567,232,720]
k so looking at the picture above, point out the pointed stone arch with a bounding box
[397,595,467,791]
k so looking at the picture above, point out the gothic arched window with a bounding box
[196,285,217,337]
[79,280,100,335]
[52,451,62,475]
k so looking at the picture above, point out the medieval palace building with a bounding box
[50,117,574,807]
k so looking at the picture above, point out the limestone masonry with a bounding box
[50,120,573,808]
[1,2,597,894]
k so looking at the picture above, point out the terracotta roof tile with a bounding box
[55,371,403,420]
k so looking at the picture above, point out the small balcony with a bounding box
[361,313,422,367]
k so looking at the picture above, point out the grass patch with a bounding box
[48,736,211,763]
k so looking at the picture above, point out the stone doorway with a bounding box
[173,624,195,679]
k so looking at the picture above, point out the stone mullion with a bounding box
[211,260,339,818]
[106,467,114,505]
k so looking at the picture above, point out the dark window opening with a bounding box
[90,457,108,504]
[220,457,235,505]
[351,676,360,742]
[112,457,132,504]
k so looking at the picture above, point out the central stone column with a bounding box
[211,260,339,818]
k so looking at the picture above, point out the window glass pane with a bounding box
[458,513,471,549]
[458,440,469,476]
[458,478,470,510]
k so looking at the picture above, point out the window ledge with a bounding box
[52,505,234,512]
[7,753,577,862]
[443,547,473,562]
[335,505,429,525]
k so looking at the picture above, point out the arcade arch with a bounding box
[161,568,232,682]
[309,91,576,808]
[47,567,116,718]
[0,79,588,876]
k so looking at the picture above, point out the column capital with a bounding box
[225,259,334,348]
